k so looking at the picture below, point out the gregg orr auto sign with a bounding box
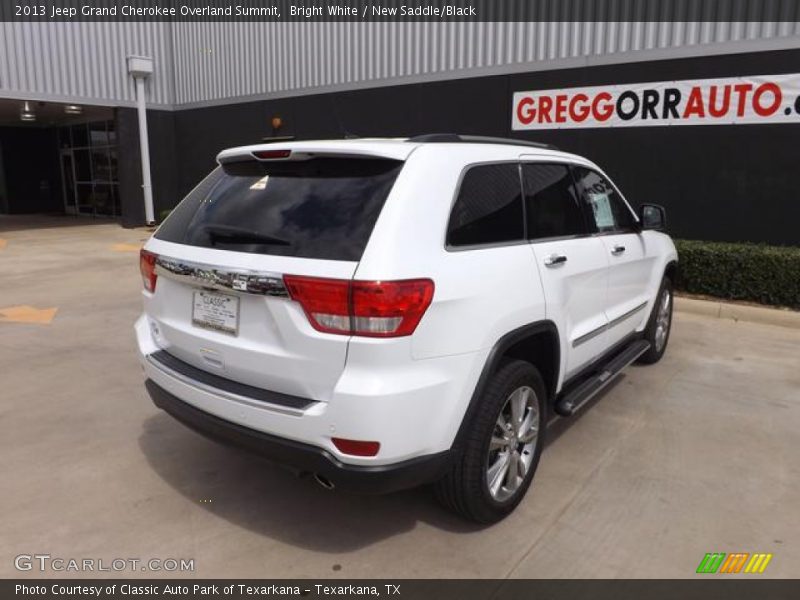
[512,74,800,130]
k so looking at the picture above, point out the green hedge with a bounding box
[674,240,800,309]
[158,209,173,224]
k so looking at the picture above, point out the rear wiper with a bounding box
[202,224,291,246]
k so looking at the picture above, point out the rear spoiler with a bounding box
[218,149,380,165]
[217,141,415,164]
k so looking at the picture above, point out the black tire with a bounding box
[435,360,546,524]
[637,276,673,365]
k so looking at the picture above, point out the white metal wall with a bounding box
[171,21,800,107]
[0,21,174,106]
[2,21,799,109]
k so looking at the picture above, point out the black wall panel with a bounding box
[156,48,800,245]
[118,107,178,227]
[0,126,62,214]
[507,49,800,246]
[172,99,286,197]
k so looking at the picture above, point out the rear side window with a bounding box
[572,166,637,233]
[155,157,403,261]
[447,163,524,247]
[522,163,587,240]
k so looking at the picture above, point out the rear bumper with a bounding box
[136,313,486,468]
[145,379,453,494]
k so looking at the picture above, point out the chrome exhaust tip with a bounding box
[314,473,335,490]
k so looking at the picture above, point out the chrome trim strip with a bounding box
[608,300,649,329]
[572,323,607,348]
[145,354,310,417]
[572,301,649,348]
[155,256,289,297]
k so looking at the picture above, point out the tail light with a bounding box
[351,280,435,336]
[283,276,434,337]
[140,249,158,293]
[283,276,350,334]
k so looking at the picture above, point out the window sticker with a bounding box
[250,175,269,190]
[588,193,615,229]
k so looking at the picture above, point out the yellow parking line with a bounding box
[112,243,143,252]
[0,305,58,325]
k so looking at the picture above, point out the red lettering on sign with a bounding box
[538,96,553,123]
[516,97,536,125]
[554,94,568,123]
[733,83,753,117]
[753,82,782,116]
[569,93,590,122]
[592,92,614,121]
[683,87,706,118]
[708,85,731,118]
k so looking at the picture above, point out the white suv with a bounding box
[136,134,677,523]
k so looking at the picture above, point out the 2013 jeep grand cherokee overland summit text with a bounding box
[136,134,677,523]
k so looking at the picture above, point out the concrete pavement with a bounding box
[1,215,798,579]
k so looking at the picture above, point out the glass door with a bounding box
[59,149,78,215]
[58,121,119,217]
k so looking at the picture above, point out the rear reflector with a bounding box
[252,149,291,160]
[332,438,380,457]
[140,249,158,293]
[283,276,434,337]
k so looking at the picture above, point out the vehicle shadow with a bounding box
[137,375,624,553]
[137,413,481,553]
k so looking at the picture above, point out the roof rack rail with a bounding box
[407,134,558,151]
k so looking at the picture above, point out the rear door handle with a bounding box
[611,245,626,255]
[544,253,567,267]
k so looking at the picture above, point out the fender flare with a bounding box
[665,259,679,282]
[451,320,560,451]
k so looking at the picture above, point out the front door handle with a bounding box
[611,244,626,255]
[544,253,567,267]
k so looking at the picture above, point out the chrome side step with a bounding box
[555,339,650,417]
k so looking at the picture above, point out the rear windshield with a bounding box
[155,157,403,261]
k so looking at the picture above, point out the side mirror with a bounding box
[639,204,666,231]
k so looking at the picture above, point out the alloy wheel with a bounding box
[486,386,540,502]
[654,288,672,353]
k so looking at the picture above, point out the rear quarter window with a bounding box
[446,163,524,248]
[156,157,403,261]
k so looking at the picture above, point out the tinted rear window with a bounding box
[156,157,403,261]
